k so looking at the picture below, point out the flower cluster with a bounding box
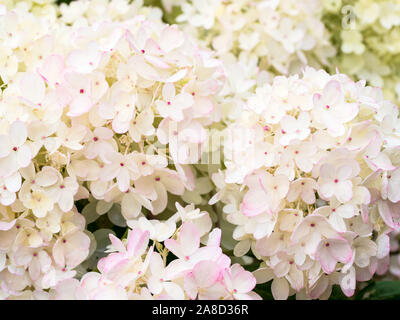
[0,1,230,299]
[323,0,400,104]
[53,221,260,300]
[1,0,400,300]
[212,67,400,299]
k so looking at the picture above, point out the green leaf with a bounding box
[359,281,400,300]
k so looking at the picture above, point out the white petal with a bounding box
[271,277,289,300]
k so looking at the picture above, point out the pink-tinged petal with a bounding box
[340,267,355,297]
[378,200,399,229]
[313,93,324,109]
[216,254,231,270]
[164,255,191,279]
[190,246,222,265]
[97,252,126,274]
[38,54,64,86]
[366,152,395,171]
[231,264,256,293]
[328,239,353,263]
[67,95,92,117]
[144,38,163,55]
[376,234,390,259]
[207,228,221,247]
[184,272,198,299]
[323,80,342,104]
[316,239,352,274]
[193,260,220,288]
[376,255,390,275]
[20,72,45,104]
[241,188,270,217]
[127,228,149,257]
[316,246,337,274]
[271,277,289,300]
[179,222,200,256]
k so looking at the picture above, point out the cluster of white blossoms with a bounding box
[53,221,260,300]
[0,0,399,300]
[0,1,252,299]
[211,67,400,299]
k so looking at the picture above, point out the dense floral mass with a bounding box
[0,0,399,300]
